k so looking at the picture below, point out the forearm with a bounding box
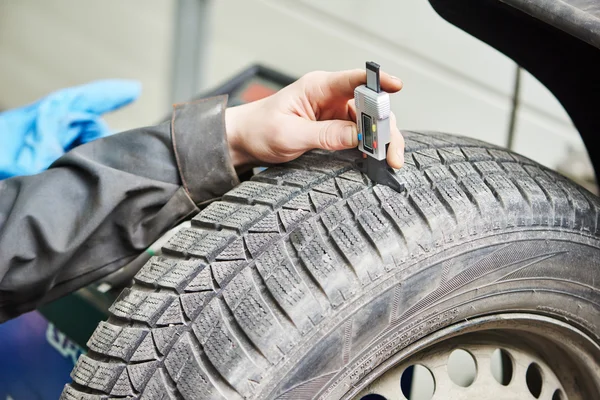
[0,96,238,321]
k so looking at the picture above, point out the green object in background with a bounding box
[38,284,117,349]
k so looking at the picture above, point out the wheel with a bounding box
[62,131,600,400]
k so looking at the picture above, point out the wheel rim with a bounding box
[350,313,600,400]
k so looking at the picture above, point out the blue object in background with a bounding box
[0,79,141,179]
[0,311,84,399]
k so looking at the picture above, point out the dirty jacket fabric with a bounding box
[0,96,239,322]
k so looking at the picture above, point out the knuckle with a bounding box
[318,122,339,149]
[301,70,326,83]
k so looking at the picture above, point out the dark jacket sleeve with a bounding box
[0,96,239,322]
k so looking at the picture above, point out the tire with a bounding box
[62,131,600,399]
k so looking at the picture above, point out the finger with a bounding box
[317,69,403,100]
[346,99,357,121]
[386,113,405,169]
[291,118,359,151]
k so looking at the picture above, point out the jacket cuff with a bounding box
[171,96,240,204]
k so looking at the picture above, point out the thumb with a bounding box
[302,119,358,151]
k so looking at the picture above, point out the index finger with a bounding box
[320,68,403,100]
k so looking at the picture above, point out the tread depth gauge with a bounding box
[355,62,404,193]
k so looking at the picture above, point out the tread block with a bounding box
[501,162,530,177]
[437,147,466,164]
[110,369,132,396]
[338,170,366,183]
[380,193,422,234]
[130,332,159,362]
[335,177,365,198]
[60,385,109,400]
[410,188,453,246]
[87,322,148,362]
[331,222,378,282]
[512,176,553,226]
[193,203,270,233]
[394,165,429,189]
[282,193,312,212]
[141,368,178,400]
[298,235,351,305]
[450,162,478,179]
[459,175,503,229]
[309,191,339,212]
[290,220,319,252]
[279,209,311,232]
[193,202,239,228]
[320,203,354,233]
[216,238,247,261]
[347,190,380,217]
[557,179,593,230]
[424,165,453,184]
[381,190,436,251]
[156,300,186,326]
[435,180,476,224]
[255,242,322,332]
[211,261,245,287]
[488,149,515,162]
[312,179,340,196]
[245,232,280,258]
[523,165,547,177]
[226,180,300,209]
[222,181,272,204]
[152,325,185,356]
[163,228,209,257]
[221,206,271,232]
[128,361,158,391]
[71,355,125,392]
[407,133,455,147]
[136,258,202,292]
[413,148,442,169]
[164,333,223,400]
[510,152,536,165]
[461,147,493,161]
[109,290,183,326]
[181,291,213,320]
[248,213,280,233]
[484,174,530,226]
[358,210,395,249]
[330,148,361,162]
[223,268,293,362]
[135,258,178,286]
[253,167,327,188]
[288,156,351,175]
[192,301,265,397]
[187,231,237,261]
[533,175,571,227]
[403,138,429,152]
[254,185,301,208]
[184,265,214,292]
[474,161,502,176]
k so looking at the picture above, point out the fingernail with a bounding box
[342,125,358,147]
[396,147,405,167]
[391,76,403,85]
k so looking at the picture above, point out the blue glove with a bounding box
[0,80,141,179]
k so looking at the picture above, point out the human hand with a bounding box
[225,69,404,171]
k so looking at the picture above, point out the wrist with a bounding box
[225,105,251,168]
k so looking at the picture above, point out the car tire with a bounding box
[62,130,600,400]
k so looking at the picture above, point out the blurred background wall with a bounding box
[0,0,592,184]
